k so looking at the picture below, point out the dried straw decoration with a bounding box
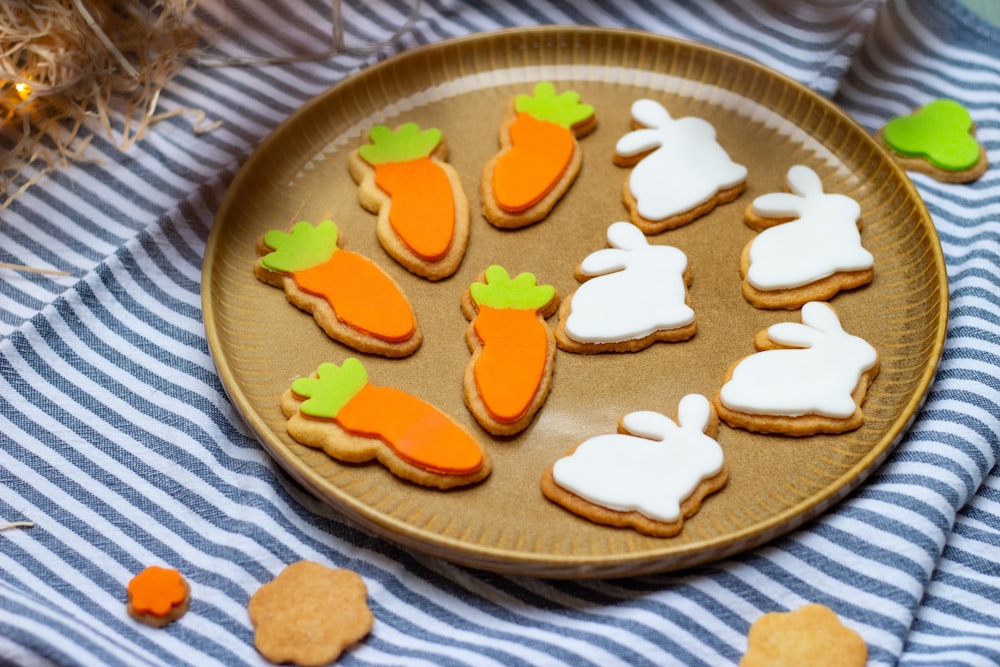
[0,1,212,209]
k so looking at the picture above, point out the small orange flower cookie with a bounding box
[248,561,373,667]
[461,265,559,436]
[481,81,597,229]
[542,394,727,538]
[878,98,988,183]
[126,565,190,628]
[741,604,867,667]
[255,220,421,358]
[348,123,470,281]
[282,358,492,489]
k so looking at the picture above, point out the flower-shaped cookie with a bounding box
[126,565,190,627]
[880,98,988,183]
[248,561,373,667]
[741,603,867,667]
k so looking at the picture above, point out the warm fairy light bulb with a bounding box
[14,82,31,100]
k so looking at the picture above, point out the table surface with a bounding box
[2,1,998,666]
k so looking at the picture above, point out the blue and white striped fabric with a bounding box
[2,0,998,665]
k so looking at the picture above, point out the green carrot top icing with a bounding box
[883,98,980,171]
[514,82,594,129]
[261,220,339,273]
[470,265,555,311]
[358,123,442,165]
[292,358,368,419]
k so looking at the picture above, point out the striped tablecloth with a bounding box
[2,1,998,665]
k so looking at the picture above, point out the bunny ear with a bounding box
[766,322,819,349]
[615,128,667,157]
[579,248,629,276]
[786,165,824,197]
[621,410,676,441]
[631,98,673,128]
[606,221,649,250]
[751,192,804,218]
[676,394,711,433]
[800,301,845,334]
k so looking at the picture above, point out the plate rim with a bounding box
[202,25,949,578]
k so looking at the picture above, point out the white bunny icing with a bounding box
[746,165,873,290]
[719,302,878,418]
[551,394,724,522]
[563,221,693,343]
[616,99,747,222]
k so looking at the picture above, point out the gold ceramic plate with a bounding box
[202,27,947,578]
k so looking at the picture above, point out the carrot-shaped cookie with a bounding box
[255,220,421,357]
[348,123,470,280]
[481,82,597,228]
[282,358,491,489]
[461,265,559,436]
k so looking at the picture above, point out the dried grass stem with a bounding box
[1,0,205,208]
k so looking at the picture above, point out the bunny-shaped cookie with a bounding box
[555,221,695,353]
[714,301,879,435]
[541,394,728,537]
[614,99,747,233]
[742,165,874,309]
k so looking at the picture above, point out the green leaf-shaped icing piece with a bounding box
[514,82,595,129]
[260,220,339,273]
[883,99,981,171]
[357,123,442,165]
[470,264,555,311]
[292,358,369,419]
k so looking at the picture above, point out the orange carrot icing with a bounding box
[338,384,483,474]
[374,156,455,261]
[128,566,186,617]
[493,113,574,212]
[294,250,415,342]
[472,306,548,422]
